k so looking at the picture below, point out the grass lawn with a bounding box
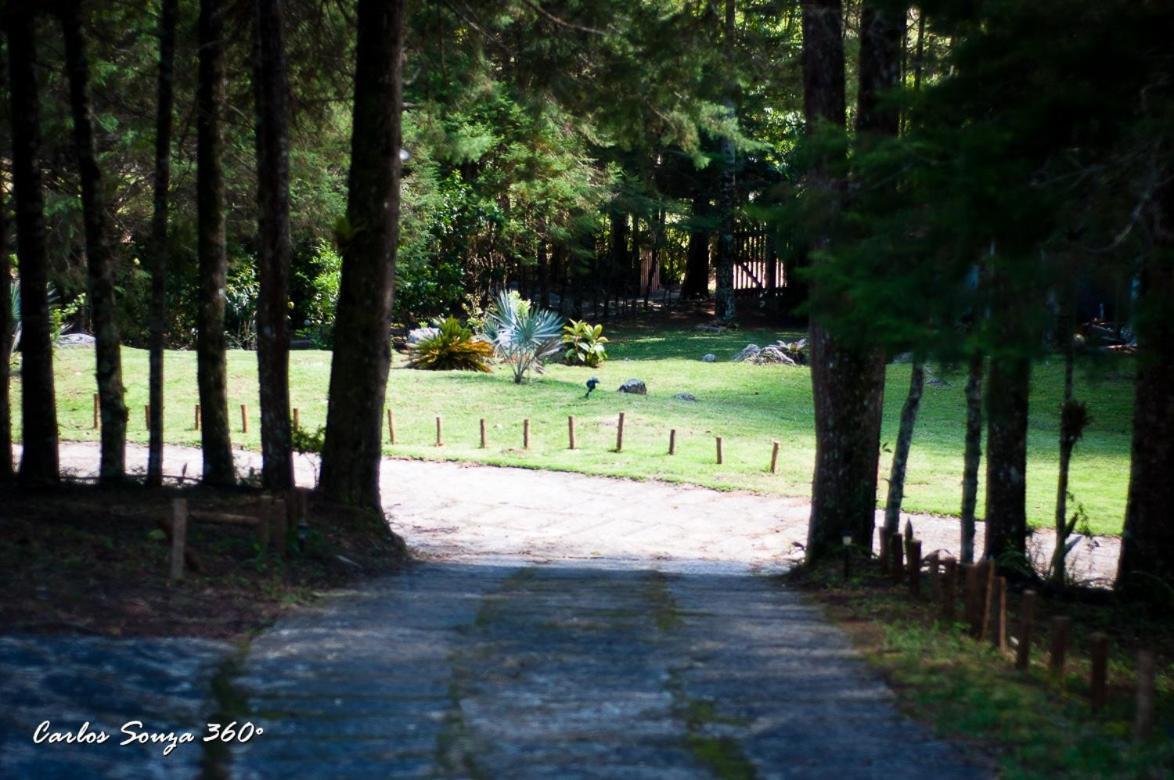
[15,320,1134,535]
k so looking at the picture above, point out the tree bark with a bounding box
[713,0,736,324]
[883,361,923,533]
[1050,298,1078,583]
[60,0,128,483]
[147,0,177,488]
[682,194,709,300]
[960,352,983,564]
[7,7,58,486]
[253,0,293,490]
[1117,186,1174,594]
[983,353,1030,563]
[319,0,404,509]
[0,50,12,482]
[196,0,234,485]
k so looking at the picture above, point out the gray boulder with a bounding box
[673,392,698,402]
[700,353,716,363]
[617,379,647,395]
[732,344,761,362]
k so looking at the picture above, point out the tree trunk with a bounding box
[682,194,709,299]
[960,352,983,564]
[713,0,736,324]
[61,0,128,483]
[883,361,923,533]
[146,0,177,487]
[0,51,12,483]
[1050,299,1078,583]
[319,0,404,509]
[803,0,888,559]
[983,354,1030,563]
[196,0,234,485]
[1117,186,1174,594]
[7,7,58,486]
[253,0,293,491]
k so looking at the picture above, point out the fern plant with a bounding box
[407,317,494,372]
[562,319,608,367]
[481,290,563,384]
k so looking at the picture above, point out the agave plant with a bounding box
[482,290,563,384]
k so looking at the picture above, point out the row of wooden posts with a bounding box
[164,488,308,581]
[876,525,1157,740]
[106,396,786,471]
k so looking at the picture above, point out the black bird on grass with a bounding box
[584,376,600,399]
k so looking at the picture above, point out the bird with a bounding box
[584,376,601,399]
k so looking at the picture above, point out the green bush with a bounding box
[407,317,494,372]
[562,319,608,367]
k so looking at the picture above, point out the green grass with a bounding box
[15,321,1134,535]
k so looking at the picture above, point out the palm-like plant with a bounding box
[482,290,563,384]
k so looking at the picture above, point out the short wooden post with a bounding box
[1050,616,1071,679]
[963,563,980,635]
[271,498,288,559]
[979,560,996,641]
[668,429,676,455]
[567,416,575,449]
[991,576,1007,651]
[480,418,488,449]
[769,441,780,474]
[1016,590,1036,670]
[1090,633,1109,712]
[93,393,100,429]
[169,499,188,581]
[1134,650,1156,739]
[256,496,272,552]
[715,436,723,465]
[889,533,904,584]
[616,413,625,452]
[240,404,249,433]
[435,416,444,447]
[942,558,957,623]
[292,408,300,431]
[908,540,922,596]
[145,405,151,429]
[523,418,531,449]
[387,409,396,444]
[879,526,891,570]
[195,404,201,431]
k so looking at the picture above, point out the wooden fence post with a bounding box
[523,418,531,449]
[991,576,1007,651]
[979,560,996,641]
[1015,590,1036,670]
[292,408,300,431]
[889,533,904,584]
[93,393,100,429]
[195,404,201,431]
[567,416,575,449]
[616,413,625,452]
[963,563,980,635]
[668,429,676,455]
[908,540,922,596]
[169,499,188,581]
[435,416,443,447]
[480,418,488,448]
[1090,633,1109,712]
[240,404,248,433]
[1135,650,1156,739]
[1050,616,1071,679]
[715,436,723,465]
[145,405,151,430]
[942,558,957,623]
[387,409,396,444]
[769,441,780,474]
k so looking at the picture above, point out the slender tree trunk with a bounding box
[1117,185,1174,594]
[61,0,128,483]
[253,0,293,491]
[884,361,923,533]
[7,7,58,486]
[319,0,404,509]
[960,352,983,564]
[803,0,887,558]
[713,0,736,323]
[1050,298,1078,583]
[196,0,234,485]
[682,194,709,300]
[146,0,177,487]
[0,51,12,482]
[983,354,1030,563]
